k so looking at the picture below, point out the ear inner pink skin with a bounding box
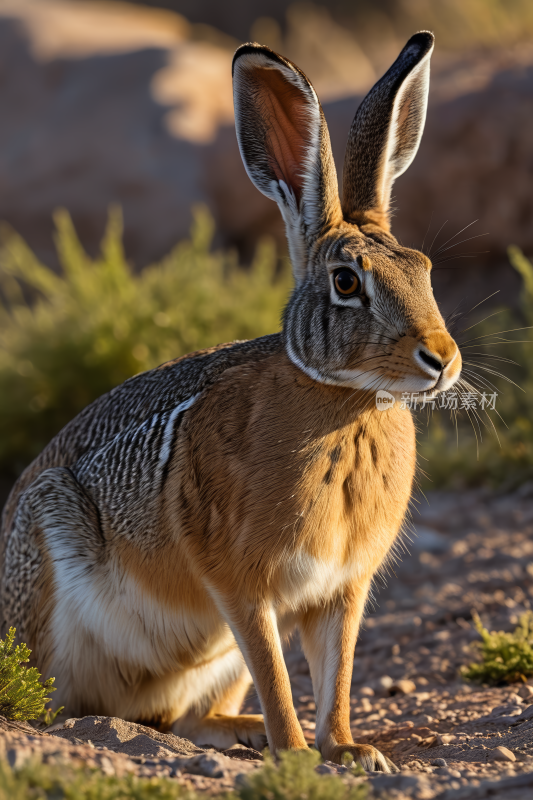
[249,66,308,203]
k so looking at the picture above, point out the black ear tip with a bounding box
[232,42,281,75]
[404,30,435,56]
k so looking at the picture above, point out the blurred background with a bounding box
[1,0,533,501]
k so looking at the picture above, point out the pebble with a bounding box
[431,758,448,767]
[437,734,456,745]
[181,753,229,778]
[488,746,516,763]
[515,704,533,722]
[99,756,115,776]
[315,763,338,775]
[518,685,533,700]
[7,747,32,769]
[491,704,522,717]
[391,679,417,695]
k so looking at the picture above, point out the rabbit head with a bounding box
[233,32,461,396]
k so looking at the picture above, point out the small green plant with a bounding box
[239,750,367,800]
[0,758,195,799]
[0,628,56,721]
[462,610,533,684]
[41,704,64,728]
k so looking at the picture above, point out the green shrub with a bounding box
[0,207,292,479]
[0,628,55,721]
[462,611,533,684]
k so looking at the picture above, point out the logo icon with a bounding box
[376,390,395,411]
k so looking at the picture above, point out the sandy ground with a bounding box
[1,487,533,797]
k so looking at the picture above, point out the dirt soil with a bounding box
[1,487,533,798]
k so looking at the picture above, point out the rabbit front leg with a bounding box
[225,601,308,754]
[299,582,399,773]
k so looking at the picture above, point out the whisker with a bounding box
[459,326,533,346]
[461,353,518,365]
[432,232,489,260]
[461,337,532,347]
[459,309,505,334]
[430,219,479,257]
[433,251,490,266]
[463,363,524,390]
[460,368,499,394]
[467,290,500,315]
[428,219,448,259]
[457,373,509,431]
[420,210,434,254]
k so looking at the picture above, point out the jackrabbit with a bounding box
[1,31,461,772]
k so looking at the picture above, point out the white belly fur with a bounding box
[276,551,364,611]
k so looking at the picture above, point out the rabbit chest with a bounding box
[174,355,417,610]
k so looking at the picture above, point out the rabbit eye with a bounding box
[334,269,359,296]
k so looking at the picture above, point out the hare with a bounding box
[1,31,460,772]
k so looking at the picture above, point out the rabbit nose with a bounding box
[417,349,442,374]
[414,329,459,373]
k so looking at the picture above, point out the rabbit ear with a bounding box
[233,44,342,283]
[342,31,434,230]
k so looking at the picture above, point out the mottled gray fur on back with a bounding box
[1,334,282,544]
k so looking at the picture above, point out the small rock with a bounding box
[390,679,416,695]
[518,685,533,700]
[491,704,522,717]
[7,747,32,769]
[377,676,394,691]
[359,686,375,697]
[437,734,456,745]
[418,714,434,725]
[181,753,228,778]
[223,746,263,762]
[99,756,115,776]
[234,773,249,790]
[359,697,373,713]
[431,758,448,767]
[315,763,338,775]
[512,704,533,723]
[369,773,430,793]
[488,746,516,762]
[449,769,462,778]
